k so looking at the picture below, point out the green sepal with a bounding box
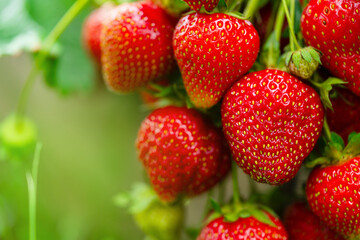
[343,133,360,159]
[310,77,346,110]
[291,51,301,69]
[210,198,222,214]
[225,11,250,20]
[308,47,322,64]
[348,132,358,143]
[248,207,276,228]
[305,156,332,168]
[300,48,312,63]
[285,52,292,66]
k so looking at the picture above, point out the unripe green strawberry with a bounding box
[285,47,321,80]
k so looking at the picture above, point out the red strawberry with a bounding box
[198,208,288,240]
[306,156,360,238]
[327,88,360,143]
[82,3,115,64]
[284,202,344,240]
[101,1,176,93]
[221,69,324,185]
[301,0,360,96]
[136,106,231,203]
[173,13,260,109]
[183,0,219,12]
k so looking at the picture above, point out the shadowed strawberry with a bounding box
[222,69,324,185]
[101,1,176,93]
[301,0,360,95]
[136,106,231,203]
[173,13,260,109]
[284,202,344,240]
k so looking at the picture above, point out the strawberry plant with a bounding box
[1,0,360,239]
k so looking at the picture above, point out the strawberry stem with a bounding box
[231,161,241,204]
[243,0,261,21]
[218,180,226,205]
[323,117,332,144]
[281,0,301,50]
[15,0,90,123]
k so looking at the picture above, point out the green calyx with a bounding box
[207,199,277,228]
[309,77,345,110]
[114,183,185,240]
[285,47,321,79]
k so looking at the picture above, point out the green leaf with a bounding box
[343,133,360,158]
[248,208,276,227]
[209,198,222,214]
[300,49,312,63]
[311,77,346,110]
[285,52,292,66]
[224,212,239,222]
[329,132,345,150]
[0,0,42,56]
[292,51,301,68]
[348,132,358,143]
[309,47,322,64]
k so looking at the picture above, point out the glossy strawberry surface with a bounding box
[221,69,324,185]
[284,202,344,240]
[301,0,360,95]
[306,157,360,238]
[183,0,219,12]
[82,3,114,64]
[198,211,288,240]
[101,1,175,93]
[136,106,231,203]
[173,13,260,109]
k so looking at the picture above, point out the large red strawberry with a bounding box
[173,13,260,109]
[82,3,115,64]
[327,88,360,143]
[284,202,344,240]
[221,69,324,185]
[307,156,360,238]
[101,1,176,93]
[301,0,360,95]
[136,106,231,203]
[198,206,288,240]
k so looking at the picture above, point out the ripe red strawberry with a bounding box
[173,13,260,109]
[101,1,176,93]
[82,3,115,64]
[306,156,360,238]
[301,0,360,96]
[327,88,360,143]
[198,209,288,240]
[183,0,219,12]
[221,69,324,185]
[136,106,231,203]
[284,202,344,240]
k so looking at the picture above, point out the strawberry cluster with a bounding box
[82,0,360,239]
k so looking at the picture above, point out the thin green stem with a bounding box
[231,161,241,205]
[281,0,301,50]
[16,0,90,120]
[243,0,261,21]
[323,117,332,143]
[27,143,42,240]
[274,3,285,43]
[290,0,295,51]
[218,180,225,205]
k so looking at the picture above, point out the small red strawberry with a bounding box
[221,69,324,185]
[173,13,260,109]
[82,3,115,64]
[284,201,344,240]
[183,0,219,12]
[136,106,231,203]
[327,88,360,143]
[101,1,176,93]
[198,205,288,240]
[301,0,360,96]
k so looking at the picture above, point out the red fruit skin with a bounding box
[82,3,114,64]
[183,0,219,12]
[198,211,288,240]
[327,88,360,143]
[173,13,260,109]
[284,202,344,240]
[301,0,360,96]
[306,157,360,238]
[136,106,231,203]
[101,1,176,93]
[221,69,324,185]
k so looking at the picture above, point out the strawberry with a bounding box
[284,202,344,240]
[221,69,324,185]
[101,1,176,93]
[182,0,219,12]
[173,13,260,109]
[327,88,360,143]
[82,3,115,64]
[136,106,231,203]
[198,206,288,240]
[301,0,360,96]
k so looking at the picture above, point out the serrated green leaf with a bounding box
[285,52,292,66]
[301,49,312,63]
[309,47,322,64]
[292,51,301,68]
[0,0,42,56]
[209,198,222,214]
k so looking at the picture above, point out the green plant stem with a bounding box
[281,0,301,50]
[26,143,42,240]
[290,0,295,51]
[218,180,225,205]
[274,3,285,43]
[243,0,261,21]
[16,0,90,121]
[231,161,241,205]
[323,117,332,143]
